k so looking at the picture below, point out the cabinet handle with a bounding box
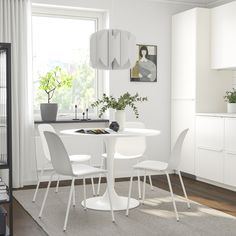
[197,146,223,152]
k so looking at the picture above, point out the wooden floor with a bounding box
[13,174,236,236]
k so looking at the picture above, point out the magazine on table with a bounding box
[75,129,110,135]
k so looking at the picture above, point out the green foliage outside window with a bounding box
[38,66,74,103]
[35,63,96,112]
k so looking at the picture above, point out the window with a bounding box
[32,6,104,118]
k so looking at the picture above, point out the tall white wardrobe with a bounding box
[171,7,232,176]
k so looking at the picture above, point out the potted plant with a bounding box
[91,92,147,130]
[224,88,236,113]
[39,66,74,121]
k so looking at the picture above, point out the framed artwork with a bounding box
[130,44,157,82]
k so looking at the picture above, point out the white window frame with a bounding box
[32,4,107,119]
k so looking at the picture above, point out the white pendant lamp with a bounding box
[90,29,136,70]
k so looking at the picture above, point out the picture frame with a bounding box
[130,44,157,82]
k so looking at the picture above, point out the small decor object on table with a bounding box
[224,88,236,113]
[109,121,119,132]
[86,108,90,120]
[38,66,74,121]
[130,44,157,82]
[91,92,147,131]
[73,104,79,120]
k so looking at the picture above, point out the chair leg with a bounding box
[91,177,95,196]
[136,159,141,199]
[137,172,141,199]
[142,171,147,205]
[166,172,179,222]
[32,169,44,202]
[148,174,154,191]
[89,160,96,196]
[72,180,76,207]
[106,173,115,222]
[83,177,87,210]
[63,178,75,231]
[32,180,41,203]
[55,175,60,193]
[178,170,190,209]
[126,173,134,216]
[39,173,54,218]
[97,157,104,196]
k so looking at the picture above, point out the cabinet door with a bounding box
[211,1,236,69]
[195,116,224,183]
[196,148,223,183]
[171,100,195,174]
[196,116,224,150]
[224,153,236,187]
[172,9,196,99]
[225,118,236,153]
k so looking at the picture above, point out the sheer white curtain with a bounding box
[0,0,36,187]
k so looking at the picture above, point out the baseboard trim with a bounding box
[180,172,196,180]
[20,171,173,189]
[197,177,236,192]
[15,174,168,190]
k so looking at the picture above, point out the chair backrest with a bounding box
[44,131,74,176]
[38,124,56,161]
[168,129,189,170]
[115,122,146,156]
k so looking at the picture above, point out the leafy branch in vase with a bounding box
[91,92,148,118]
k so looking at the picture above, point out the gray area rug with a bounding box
[14,182,236,236]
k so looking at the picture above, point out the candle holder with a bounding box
[72,104,80,120]
[86,108,91,120]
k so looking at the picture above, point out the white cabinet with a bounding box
[196,116,236,188]
[171,8,231,175]
[196,116,224,150]
[225,118,236,153]
[211,1,236,69]
[224,153,236,187]
[171,9,196,100]
[224,118,236,187]
[171,100,195,174]
[196,149,223,183]
[196,116,224,182]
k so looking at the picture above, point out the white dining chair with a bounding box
[97,122,153,198]
[126,129,190,222]
[32,124,95,203]
[39,131,114,231]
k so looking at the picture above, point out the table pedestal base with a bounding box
[81,190,139,211]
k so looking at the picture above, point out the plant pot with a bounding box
[40,103,58,121]
[227,103,236,113]
[115,110,125,131]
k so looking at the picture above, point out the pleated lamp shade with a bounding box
[90,29,136,70]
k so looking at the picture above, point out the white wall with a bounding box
[109,0,194,167]
[29,0,197,184]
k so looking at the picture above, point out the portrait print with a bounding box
[130,44,157,82]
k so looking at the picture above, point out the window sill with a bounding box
[34,119,109,124]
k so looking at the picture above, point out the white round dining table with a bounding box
[61,127,161,211]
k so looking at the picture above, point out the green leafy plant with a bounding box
[224,88,236,103]
[39,66,74,103]
[91,92,148,118]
